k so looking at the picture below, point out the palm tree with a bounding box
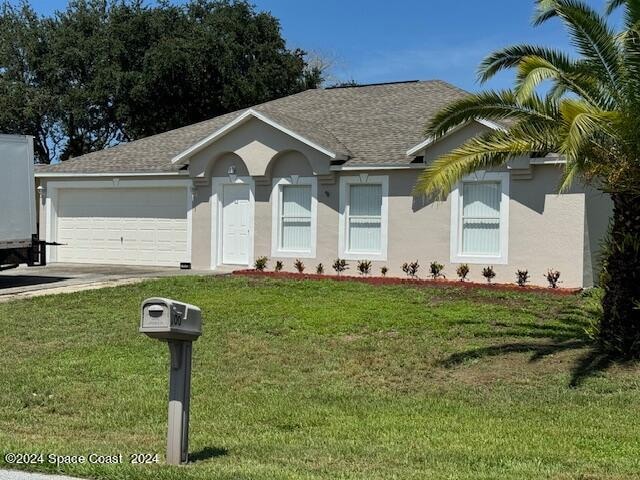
[414,0,640,358]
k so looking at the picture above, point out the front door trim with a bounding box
[211,175,255,269]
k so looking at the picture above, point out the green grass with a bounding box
[0,276,638,479]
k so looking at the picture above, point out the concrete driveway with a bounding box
[0,263,218,302]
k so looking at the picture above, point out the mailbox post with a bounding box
[140,298,202,465]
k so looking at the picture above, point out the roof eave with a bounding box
[34,171,188,178]
[331,163,425,171]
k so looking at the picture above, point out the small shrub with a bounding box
[254,256,268,271]
[381,266,388,277]
[294,259,305,274]
[402,261,420,278]
[545,269,561,288]
[429,261,445,280]
[456,264,470,281]
[332,258,349,275]
[482,266,496,283]
[274,260,283,272]
[316,263,324,275]
[357,260,372,276]
[516,269,529,287]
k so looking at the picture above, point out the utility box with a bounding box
[140,298,202,341]
[140,297,202,465]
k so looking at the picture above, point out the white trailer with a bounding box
[0,134,46,269]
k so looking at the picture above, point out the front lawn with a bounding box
[0,276,638,479]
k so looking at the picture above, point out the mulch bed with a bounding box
[232,270,582,296]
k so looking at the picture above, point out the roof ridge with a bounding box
[326,80,420,89]
[426,79,471,95]
[323,79,468,91]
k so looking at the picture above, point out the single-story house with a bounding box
[34,80,612,287]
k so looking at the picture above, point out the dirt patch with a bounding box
[434,344,584,387]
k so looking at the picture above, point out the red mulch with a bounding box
[232,270,581,296]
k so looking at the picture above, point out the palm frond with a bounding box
[417,0,637,201]
[514,56,614,108]
[425,90,556,140]
[605,0,640,23]
[615,6,640,99]
[478,44,576,82]
[534,0,560,24]
[547,82,570,101]
[558,158,584,191]
[607,0,640,75]
[515,62,558,103]
[606,0,626,14]
[414,126,557,198]
[622,27,640,94]
[533,0,623,96]
[558,99,619,161]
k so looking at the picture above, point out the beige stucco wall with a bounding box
[189,117,333,179]
[250,166,589,288]
[186,118,600,287]
[422,122,489,164]
[37,121,612,288]
[188,118,337,269]
[191,161,598,287]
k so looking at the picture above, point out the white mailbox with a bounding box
[140,298,202,341]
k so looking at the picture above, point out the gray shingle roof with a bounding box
[36,80,471,174]
[249,108,352,159]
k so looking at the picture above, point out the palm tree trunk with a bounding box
[599,192,640,358]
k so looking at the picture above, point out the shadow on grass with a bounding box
[189,446,229,463]
[567,348,632,387]
[441,303,636,387]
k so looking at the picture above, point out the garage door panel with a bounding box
[157,251,184,264]
[56,187,189,267]
[60,193,187,219]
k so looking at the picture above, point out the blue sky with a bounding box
[19,0,615,91]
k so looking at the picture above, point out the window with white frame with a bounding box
[339,175,389,261]
[348,184,382,252]
[271,177,317,257]
[450,172,509,264]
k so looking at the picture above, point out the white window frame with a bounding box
[450,171,510,265]
[271,176,317,258]
[339,174,389,261]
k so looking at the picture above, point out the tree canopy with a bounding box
[0,0,323,163]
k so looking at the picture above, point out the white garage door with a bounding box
[56,187,189,266]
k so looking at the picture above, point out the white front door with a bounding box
[221,184,251,265]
